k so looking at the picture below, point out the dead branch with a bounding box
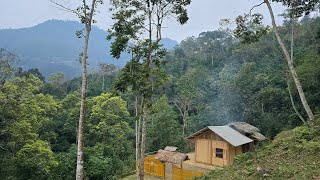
[49,0,81,16]
[249,2,265,15]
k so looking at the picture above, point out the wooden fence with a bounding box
[144,155,204,179]
[144,155,165,178]
[172,164,204,180]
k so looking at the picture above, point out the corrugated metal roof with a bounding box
[208,126,253,147]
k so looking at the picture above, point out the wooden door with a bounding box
[195,139,211,164]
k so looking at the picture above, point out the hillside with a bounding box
[197,122,320,180]
[0,20,178,79]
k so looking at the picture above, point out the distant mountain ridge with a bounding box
[0,20,178,79]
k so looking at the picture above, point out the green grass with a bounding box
[196,123,320,180]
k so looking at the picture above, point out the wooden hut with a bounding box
[187,124,265,167]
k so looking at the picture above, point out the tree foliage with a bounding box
[0,48,16,84]
[147,96,184,152]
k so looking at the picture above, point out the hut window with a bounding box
[216,148,223,158]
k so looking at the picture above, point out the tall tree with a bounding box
[112,60,145,173]
[50,0,103,179]
[148,96,183,152]
[235,0,320,121]
[264,0,314,121]
[99,63,116,92]
[108,0,191,179]
[286,7,306,124]
[175,73,203,135]
[85,93,134,179]
[48,72,65,85]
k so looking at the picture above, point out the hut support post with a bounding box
[180,163,183,180]
[163,163,165,180]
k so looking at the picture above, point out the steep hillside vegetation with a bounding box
[197,122,320,180]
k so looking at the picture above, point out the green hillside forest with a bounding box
[1,1,320,179]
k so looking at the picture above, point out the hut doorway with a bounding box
[195,139,211,164]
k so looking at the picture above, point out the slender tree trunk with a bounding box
[136,117,141,180]
[138,2,153,179]
[135,95,140,174]
[65,81,69,94]
[102,74,105,92]
[174,101,187,136]
[138,97,143,167]
[139,104,148,180]
[290,17,294,67]
[182,116,185,136]
[137,115,141,179]
[287,79,306,124]
[76,1,96,179]
[76,25,90,180]
[135,121,138,171]
[135,102,138,171]
[287,17,306,124]
[264,0,314,121]
[182,110,187,136]
[211,54,214,68]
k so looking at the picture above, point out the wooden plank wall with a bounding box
[229,144,236,165]
[211,140,229,166]
[194,130,257,167]
[235,146,242,156]
[194,130,243,167]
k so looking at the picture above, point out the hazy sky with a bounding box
[0,0,285,42]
